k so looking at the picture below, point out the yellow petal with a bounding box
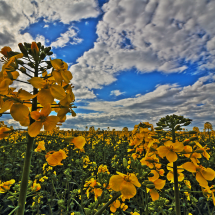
[0,100,13,113]
[43,116,60,131]
[153,179,166,190]
[173,141,184,152]
[50,59,65,70]
[58,149,67,159]
[157,146,169,158]
[60,70,73,84]
[37,89,54,106]
[109,175,124,191]
[28,77,46,89]
[50,85,66,100]
[113,200,120,208]
[30,111,41,121]
[150,189,159,201]
[10,103,29,123]
[149,170,160,181]
[57,108,70,120]
[183,162,196,173]
[120,181,136,199]
[46,152,63,166]
[17,89,36,100]
[71,136,86,149]
[196,172,208,188]
[201,168,215,181]
[166,151,177,163]
[129,173,141,187]
[41,104,51,117]
[52,70,63,83]
[167,172,174,183]
[28,121,43,137]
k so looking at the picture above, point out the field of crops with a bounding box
[1,119,215,215]
[1,42,215,215]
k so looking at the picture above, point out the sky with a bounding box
[1,0,215,131]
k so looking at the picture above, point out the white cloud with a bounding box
[0,0,100,51]
[69,0,215,95]
[63,75,215,131]
[51,27,83,48]
[110,90,125,96]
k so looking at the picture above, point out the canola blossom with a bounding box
[109,172,141,199]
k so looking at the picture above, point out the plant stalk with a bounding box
[16,61,38,215]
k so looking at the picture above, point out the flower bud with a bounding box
[40,52,46,60]
[146,184,155,189]
[123,158,128,168]
[195,149,204,153]
[18,43,28,56]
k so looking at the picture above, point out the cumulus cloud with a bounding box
[0,0,100,51]
[51,27,83,48]
[69,0,215,96]
[110,90,125,96]
[64,74,215,131]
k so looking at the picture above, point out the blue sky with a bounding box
[1,0,215,131]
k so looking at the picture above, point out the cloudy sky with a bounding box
[1,0,215,131]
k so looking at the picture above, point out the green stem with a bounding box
[145,187,149,215]
[172,126,181,215]
[16,60,38,215]
[16,137,35,215]
[9,206,19,215]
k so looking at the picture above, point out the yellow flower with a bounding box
[0,179,15,193]
[31,179,41,192]
[166,163,184,183]
[109,172,141,199]
[0,127,11,139]
[0,46,12,57]
[35,140,45,152]
[70,136,86,149]
[157,140,184,162]
[121,203,128,211]
[50,58,73,84]
[28,104,60,137]
[110,200,120,212]
[45,150,67,166]
[148,178,166,201]
[183,160,215,188]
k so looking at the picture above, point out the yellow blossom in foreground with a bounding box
[45,149,67,166]
[166,163,184,183]
[109,172,141,199]
[183,160,215,188]
[69,136,86,149]
[147,178,166,201]
[0,46,12,57]
[28,104,60,137]
[0,127,11,139]
[157,140,184,162]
